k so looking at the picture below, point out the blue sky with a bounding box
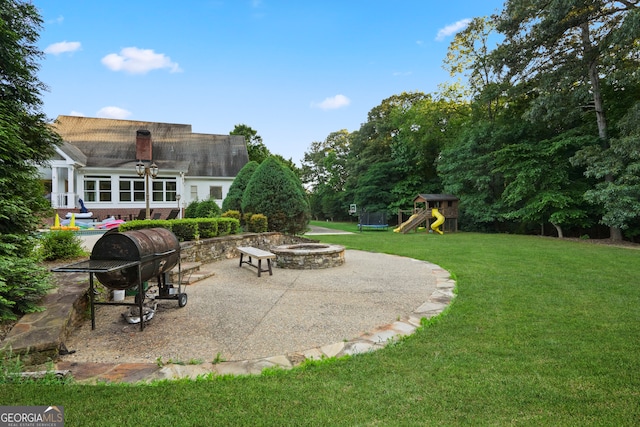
[36,0,505,165]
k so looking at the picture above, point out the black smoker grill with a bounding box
[52,228,187,331]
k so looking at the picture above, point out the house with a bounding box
[40,115,249,221]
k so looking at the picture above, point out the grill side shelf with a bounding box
[51,259,141,273]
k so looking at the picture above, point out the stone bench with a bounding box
[237,246,276,277]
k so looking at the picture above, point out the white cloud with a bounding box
[250,0,266,19]
[101,47,182,74]
[48,15,64,25]
[44,41,81,55]
[69,110,85,117]
[96,106,132,120]
[393,71,413,76]
[435,18,472,41]
[311,94,351,110]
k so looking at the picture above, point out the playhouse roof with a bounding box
[414,194,459,202]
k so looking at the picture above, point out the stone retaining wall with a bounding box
[179,232,316,264]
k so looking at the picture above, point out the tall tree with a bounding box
[344,92,429,212]
[301,130,350,191]
[572,101,640,237]
[438,121,506,231]
[301,130,351,220]
[388,93,470,212]
[230,124,270,163]
[0,0,60,246]
[491,0,640,240]
[443,16,504,120]
[0,0,61,320]
[494,126,599,237]
[352,161,400,214]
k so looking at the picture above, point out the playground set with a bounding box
[395,194,459,234]
[355,194,458,234]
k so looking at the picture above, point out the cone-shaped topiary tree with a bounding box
[222,161,258,213]
[242,157,310,234]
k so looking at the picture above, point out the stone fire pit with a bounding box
[271,243,345,269]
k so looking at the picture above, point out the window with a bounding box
[119,177,145,202]
[119,180,131,201]
[209,186,222,200]
[84,176,111,202]
[190,185,198,201]
[134,181,145,201]
[152,178,177,202]
[166,180,177,201]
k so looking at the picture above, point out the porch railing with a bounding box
[51,192,76,209]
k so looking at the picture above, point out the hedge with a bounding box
[118,217,240,241]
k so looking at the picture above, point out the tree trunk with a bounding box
[582,24,608,144]
[609,226,623,241]
[551,222,563,239]
[581,23,623,241]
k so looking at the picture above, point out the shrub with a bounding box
[227,218,240,234]
[221,210,241,221]
[219,217,240,235]
[171,219,199,241]
[112,218,240,241]
[119,219,170,232]
[0,348,72,384]
[249,214,268,233]
[197,219,218,239]
[217,220,229,236]
[0,257,53,321]
[195,198,222,218]
[242,156,310,234]
[38,230,85,261]
[242,212,253,229]
[184,200,199,218]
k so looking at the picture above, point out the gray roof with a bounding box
[59,140,88,164]
[415,194,459,202]
[53,115,249,177]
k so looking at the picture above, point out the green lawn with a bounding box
[2,223,639,426]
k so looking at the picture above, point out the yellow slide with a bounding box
[431,208,445,235]
[394,213,420,232]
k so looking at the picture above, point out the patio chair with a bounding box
[135,209,152,220]
[166,209,180,220]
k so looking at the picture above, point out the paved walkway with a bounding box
[3,226,456,383]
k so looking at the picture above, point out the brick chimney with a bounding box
[136,129,152,161]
